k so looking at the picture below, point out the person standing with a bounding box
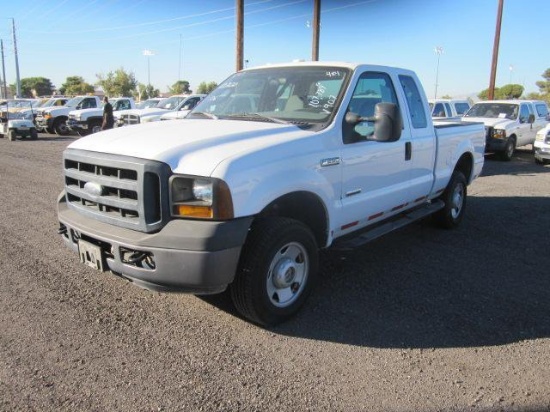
[101,96,114,130]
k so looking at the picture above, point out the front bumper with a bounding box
[534,142,550,161]
[58,194,253,294]
[485,137,508,152]
[66,119,87,131]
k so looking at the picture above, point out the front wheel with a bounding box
[499,138,515,161]
[230,217,318,326]
[54,119,69,136]
[434,170,467,229]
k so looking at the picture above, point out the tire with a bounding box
[30,128,38,140]
[434,170,467,229]
[90,120,102,134]
[8,129,16,141]
[230,217,318,326]
[499,138,515,161]
[54,118,69,136]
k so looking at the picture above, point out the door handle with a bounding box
[405,141,412,161]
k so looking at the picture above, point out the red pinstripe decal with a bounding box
[368,212,384,221]
[341,221,359,230]
[391,202,408,212]
[414,196,428,203]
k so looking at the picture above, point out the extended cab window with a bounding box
[343,71,399,143]
[519,104,531,123]
[535,103,549,119]
[399,75,427,128]
[432,102,445,117]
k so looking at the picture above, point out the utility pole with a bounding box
[236,0,244,71]
[0,40,6,99]
[311,0,321,61]
[488,0,504,100]
[12,18,21,98]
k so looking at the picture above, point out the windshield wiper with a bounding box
[189,111,218,120]
[226,112,290,124]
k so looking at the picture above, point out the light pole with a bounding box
[509,64,514,84]
[142,49,155,86]
[434,46,443,100]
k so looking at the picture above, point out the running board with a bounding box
[333,200,445,250]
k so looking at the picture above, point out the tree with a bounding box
[135,83,160,101]
[535,68,550,95]
[10,77,54,97]
[498,84,524,99]
[59,76,94,95]
[96,67,138,96]
[168,80,191,95]
[478,84,523,100]
[196,81,218,94]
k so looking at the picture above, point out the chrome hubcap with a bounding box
[267,242,308,308]
[451,184,464,219]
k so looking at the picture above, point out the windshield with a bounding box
[137,99,161,109]
[65,97,84,108]
[156,96,185,110]
[465,103,519,120]
[189,66,350,126]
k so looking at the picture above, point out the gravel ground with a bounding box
[0,133,549,412]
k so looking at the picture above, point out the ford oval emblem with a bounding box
[84,182,104,197]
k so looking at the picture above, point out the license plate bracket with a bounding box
[78,240,104,271]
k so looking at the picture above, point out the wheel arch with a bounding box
[454,151,474,184]
[257,191,329,248]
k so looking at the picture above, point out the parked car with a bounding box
[116,95,187,126]
[57,61,485,326]
[534,123,550,164]
[462,100,549,160]
[159,94,206,120]
[429,99,471,119]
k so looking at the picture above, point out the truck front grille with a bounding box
[63,149,171,233]
[120,114,140,125]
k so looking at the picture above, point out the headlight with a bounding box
[492,129,506,139]
[44,113,52,119]
[170,175,234,220]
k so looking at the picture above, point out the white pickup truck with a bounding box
[462,100,549,160]
[428,99,470,119]
[35,95,102,136]
[57,62,485,326]
[67,97,136,136]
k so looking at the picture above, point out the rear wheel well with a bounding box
[455,152,474,183]
[258,191,328,248]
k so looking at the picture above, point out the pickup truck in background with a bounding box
[67,97,136,136]
[159,94,206,121]
[36,95,102,135]
[23,96,70,125]
[462,100,549,160]
[534,123,550,164]
[57,62,485,326]
[115,95,188,126]
[429,99,471,119]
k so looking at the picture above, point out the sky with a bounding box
[0,0,548,99]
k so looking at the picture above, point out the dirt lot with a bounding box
[0,134,549,412]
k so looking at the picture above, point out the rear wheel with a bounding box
[434,170,467,229]
[230,217,318,326]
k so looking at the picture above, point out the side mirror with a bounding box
[345,103,402,142]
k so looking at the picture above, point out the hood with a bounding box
[115,107,168,117]
[462,116,514,128]
[70,107,102,116]
[160,110,190,120]
[68,119,310,176]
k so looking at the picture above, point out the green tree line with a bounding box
[8,67,219,99]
